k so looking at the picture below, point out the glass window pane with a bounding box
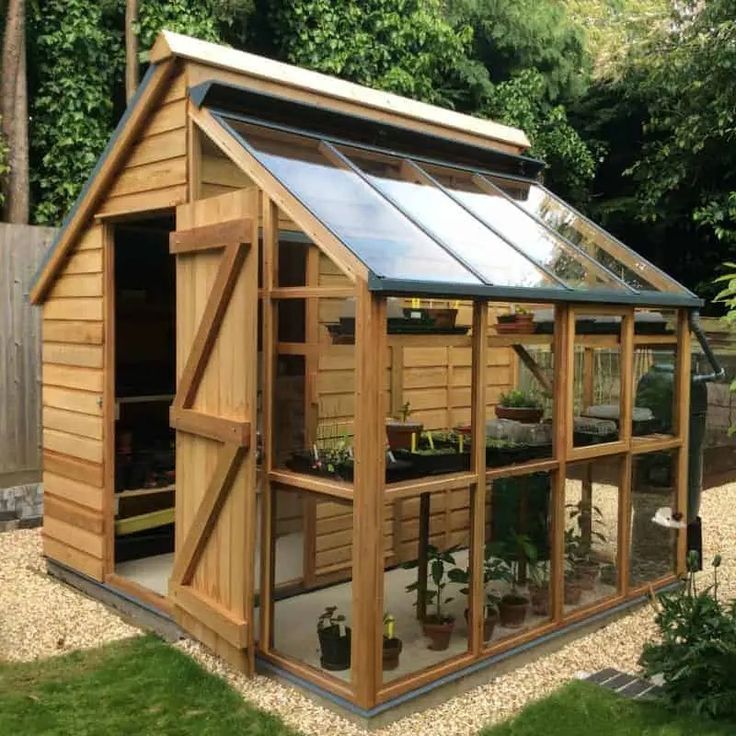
[633,309,678,438]
[489,176,677,292]
[573,314,623,448]
[630,450,679,586]
[423,166,625,291]
[484,472,553,647]
[564,460,620,614]
[342,149,560,289]
[218,117,480,285]
[487,303,555,468]
[271,488,354,682]
[382,488,471,683]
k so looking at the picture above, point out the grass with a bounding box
[482,680,736,736]
[0,635,297,735]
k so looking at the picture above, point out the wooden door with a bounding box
[168,190,258,673]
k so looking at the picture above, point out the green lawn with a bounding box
[0,635,297,735]
[482,680,735,736]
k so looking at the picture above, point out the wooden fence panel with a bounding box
[0,223,56,484]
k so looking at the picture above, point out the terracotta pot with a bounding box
[495,313,536,334]
[498,313,534,325]
[499,595,529,628]
[422,616,455,651]
[564,579,584,605]
[495,405,544,424]
[575,562,600,591]
[528,584,550,617]
[382,637,402,671]
[386,420,424,450]
[464,608,499,642]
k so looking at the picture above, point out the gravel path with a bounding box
[2,482,734,734]
[0,529,138,662]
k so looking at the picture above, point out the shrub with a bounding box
[639,553,736,720]
[499,389,542,409]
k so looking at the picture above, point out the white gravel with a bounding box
[0,529,139,662]
[2,482,734,735]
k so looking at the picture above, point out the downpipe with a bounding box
[689,310,726,383]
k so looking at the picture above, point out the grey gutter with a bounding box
[368,273,704,308]
[29,63,160,295]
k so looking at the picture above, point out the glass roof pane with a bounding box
[488,176,680,293]
[340,147,562,290]
[218,117,481,285]
[423,165,627,291]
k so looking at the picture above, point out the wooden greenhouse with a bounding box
[31,31,706,715]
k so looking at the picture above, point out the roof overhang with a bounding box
[151,30,531,152]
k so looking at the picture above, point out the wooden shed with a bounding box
[30,30,705,714]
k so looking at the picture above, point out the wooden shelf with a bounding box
[116,394,174,405]
[117,484,175,498]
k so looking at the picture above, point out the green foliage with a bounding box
[29,0,122,225]
[266,0,489,110]
[0,635,296,734]
[484,70,597,203]
[499,389,542,409]
[640,553,736,721]
[404,545,456,623]
[449,0,589,102]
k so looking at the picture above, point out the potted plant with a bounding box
[448,542,507,642]
[527,554,550,617]
[403,304,459,329]
[405,431,470,476]
[495,390,544,424]
[405,545,456,650]
[565,500,607,590]
[495,307,535,334]
[386,402,424,451]
[564,568,584,605]
[317,606,351,671]
[498,534,534,628]
[382,613,402,671]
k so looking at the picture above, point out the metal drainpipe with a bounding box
[689,310,726,383]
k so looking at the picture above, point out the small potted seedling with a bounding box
[382,613,402,671]
[527,553,550,617]
[565,500,607,590]
[498,534,534,628]
[405,545,456,650]
[317,606,351,671]
[386,402,424,451]
[495,389,544,424]
[449,542,507,641]
[495,307,535,334]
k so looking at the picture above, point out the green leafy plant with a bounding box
[501,533,537,599]
[396,401,412,423]
[564,499,607,567]
[448,541,512,613]
[405,545,456,623]
[317,605,346,632]
[640,553,736,720]
[499,389,543,410]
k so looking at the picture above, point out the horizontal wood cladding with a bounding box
[44,493,104,535]
[42,343,103,368]
[43,428,103,464]
[43,385,102,415]
[47,273,103,298]
[43,535,104,580]
[64,250,102,275]
[43,406,103,440]
[42,321,103,344]
[43,465,104,504]
[43,298,103,322]
[97,185,188,217]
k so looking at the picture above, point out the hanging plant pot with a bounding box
[499,594,529,628]
[495,405,544,424]
[422,615,455,651]
[386,420,424,450]
[382,636,403,671]
[317,625,352,671]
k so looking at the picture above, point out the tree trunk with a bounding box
[1,0,29,223]
[125,0,139,104]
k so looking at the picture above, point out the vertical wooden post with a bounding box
[552,305,573,621]
[675,309,692,574]
[416,493,430,621]
[259,195,278,651]
[352,284,386,709]
[618,452,632,596]
[470,301,488,654]
[580,348,594,546]
[125,0,139,103]
[619,309,634,444]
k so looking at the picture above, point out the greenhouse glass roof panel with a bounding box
[211,110,699,305]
